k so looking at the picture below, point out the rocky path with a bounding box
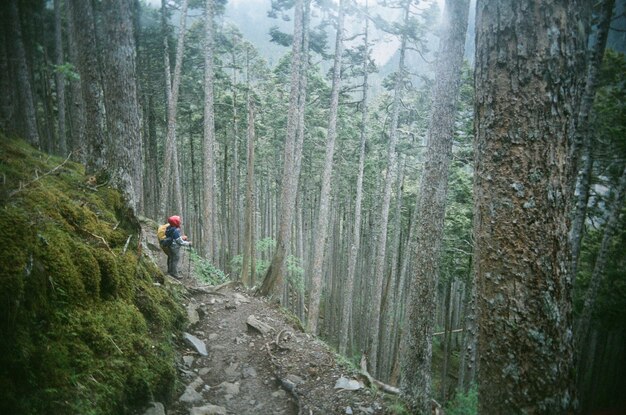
[140,222,394,415]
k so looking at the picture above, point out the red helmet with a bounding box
[168,215,181,227]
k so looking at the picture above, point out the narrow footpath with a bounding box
[141,224,396,415]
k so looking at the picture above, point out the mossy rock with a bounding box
[0,137,185,414]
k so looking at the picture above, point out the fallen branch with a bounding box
[85,230,115,256]
[359,355,400,395]
[187,286,226,296]
[274,328,294,350]
[122,235,132,254]
[433,328,463,336]
[9,151,73,197]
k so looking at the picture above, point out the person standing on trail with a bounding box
[163,215,191,278]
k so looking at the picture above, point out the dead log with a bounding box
[246,315,274,336]
[359,355,400,395]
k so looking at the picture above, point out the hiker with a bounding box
[162,215,191,279]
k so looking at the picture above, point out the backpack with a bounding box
[157,224,173,248]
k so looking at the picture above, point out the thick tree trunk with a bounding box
[400,1,469,409]
[101,0,143,213]
[258,0,305,298]
[54,0,67,156]
[68,0,107,174]
[473,0,585,412]
[307,0,345,334]
[8,0,40,148]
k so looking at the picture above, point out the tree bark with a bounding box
[241,96,256,287]
[400,0,469,409]
[338,11,369,352]
[307,0,345,335]
[64,0,86,159]
[202,0,217,262]
[575,165,626,353]
[8,0,40,148]
[570,0,614,283]
[159,0,188,218]
[54,0,67,156]
[473,0,585,412]
[258,0,305,298]
[68,0,107,175]
[367,2,409,376]
[101,0,143,213]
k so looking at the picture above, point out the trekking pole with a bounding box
[188,246,192,280]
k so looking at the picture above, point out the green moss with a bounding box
[0,137,185,415]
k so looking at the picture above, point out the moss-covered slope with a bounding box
[0,137,185,414]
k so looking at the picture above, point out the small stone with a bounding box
[285,374,304,385]
[179,388,202,403]
[233,293,250,303]
[242,366,257,379]
[199,367,210,376]
[218,381,241,396]
[272,389,287,398]
[212,345,226,351]
[208,333,218,340]
[183,355,195,367]
[224,362,239,378]
[190,404,227,415]
[334,376,363,391]
[183,333,208,356]
[345,407,353,415]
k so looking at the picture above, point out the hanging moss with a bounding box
[0,137,186,414]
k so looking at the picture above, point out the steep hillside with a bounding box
[0,137,185,414]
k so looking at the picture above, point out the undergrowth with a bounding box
[0,137,185,414]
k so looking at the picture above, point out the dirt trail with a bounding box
[141,224,393,415]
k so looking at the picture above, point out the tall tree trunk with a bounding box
[307,0,345,334]
[65,0,86,158]
[458,259,477,392]
[338,14,369,351]
[8,0,40,147]
[570,0,614,282]
[367,2,410,376]
[242,96,256,286]
[399,0,469,409]
[101,0,143,213]
[258,0,305,298]
[53,0,67,156]
[575,165,626,352]
[0,15,15,133]
[230,57,240,271]
[202,0,217,262]
[159,0,188,218]
[473,0,585,412]
[68,0,107,174]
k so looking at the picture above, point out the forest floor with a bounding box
[141,226,401,415]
